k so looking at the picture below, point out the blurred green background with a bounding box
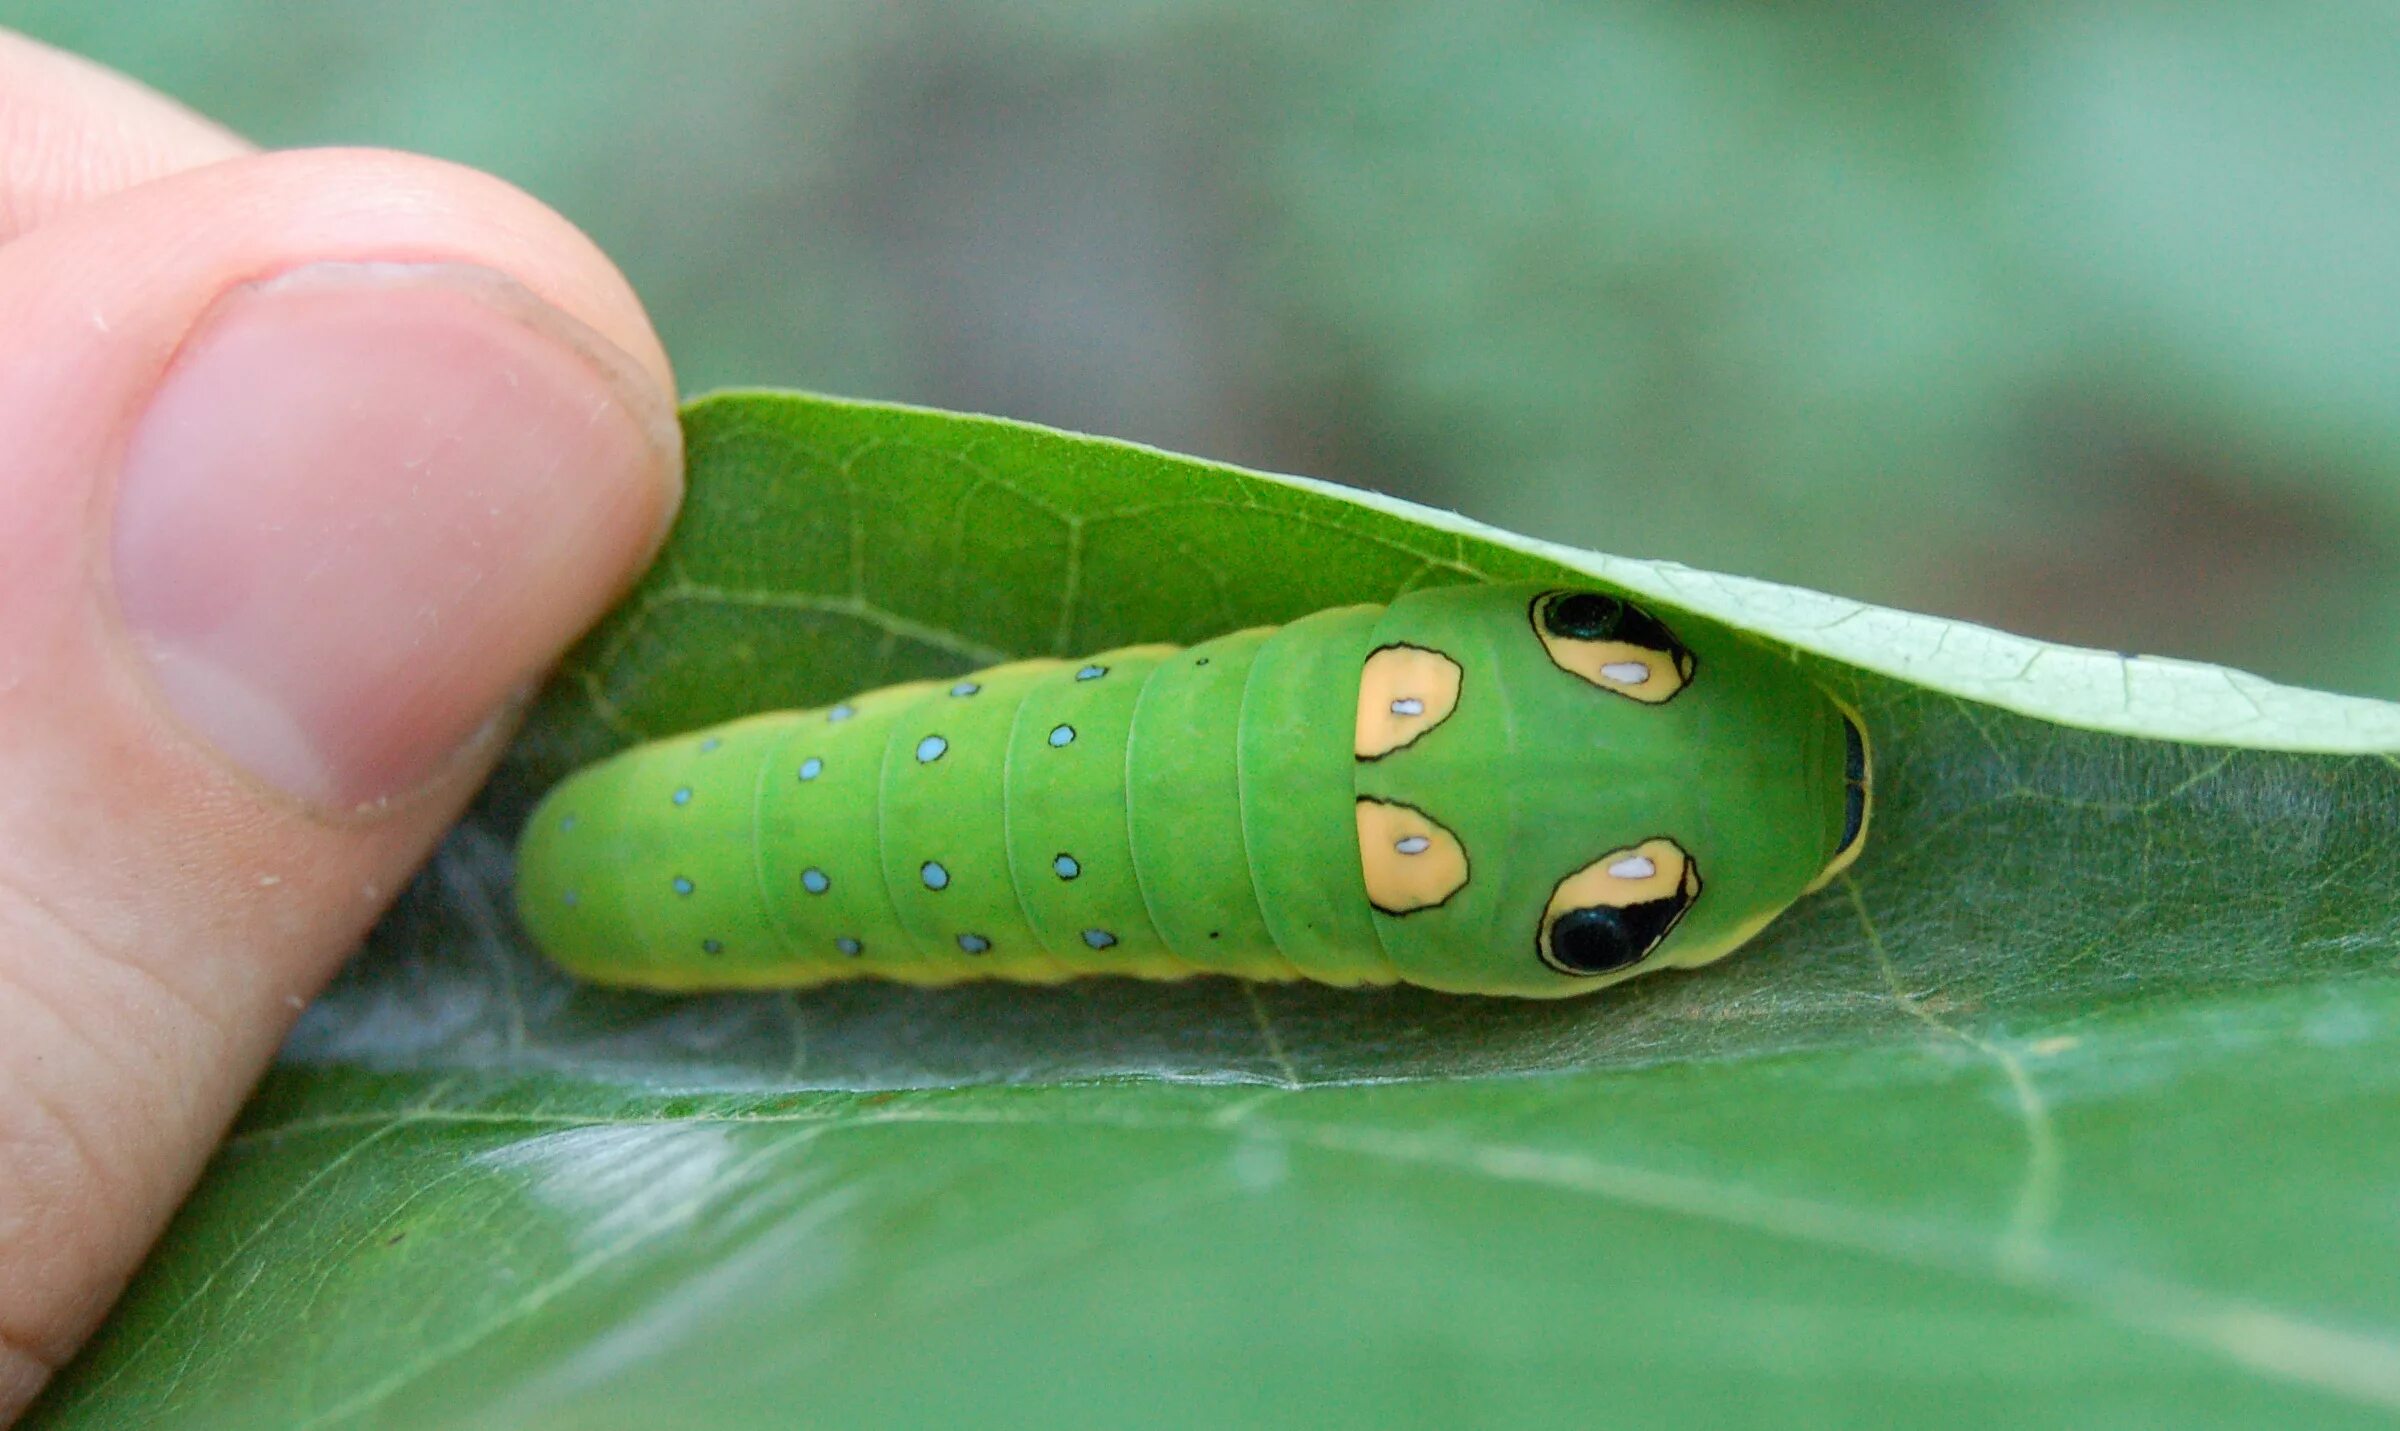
[14,0,2400,697]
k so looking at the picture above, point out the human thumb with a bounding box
[0,148,680,1410]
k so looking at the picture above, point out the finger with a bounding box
[0,28,252,241]
[0,146,682,1414]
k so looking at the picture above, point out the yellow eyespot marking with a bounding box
[1537,837,1700,977]
[1355,644,1463,759]
[1530,590,1694,704]
[1355,797,1469,914]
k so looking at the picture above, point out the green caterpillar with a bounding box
[514,583,1870,998]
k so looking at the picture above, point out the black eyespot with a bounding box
[1544,894,1690,976]
[1835,714,1869,856]
[1838,781,1867,857]
[1542,591,1623,640]
[1541,591,1679,654]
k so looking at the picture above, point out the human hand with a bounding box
[0,32,683,1418]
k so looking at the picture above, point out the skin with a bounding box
[0,30,684,1422]
[520,585,1869,999]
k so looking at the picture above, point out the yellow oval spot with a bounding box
[1355,798,1469,914]
[1538,837,1699,973]
[1545,837,1695,918]
[1536,634,1691,703]
[1355,644,1463,759]
[1529,591,1694,704]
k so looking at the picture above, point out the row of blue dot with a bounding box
[780,724,1077,785]
[651,853,1081,901]
[660,727,1078,806]
[580,669,1129,964]
[658,853,1110,954]
[678,927,1115,958]
[815,663,1106,715]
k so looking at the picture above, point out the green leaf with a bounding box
[35,392,2400,1429]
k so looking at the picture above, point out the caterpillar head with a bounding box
[1353,583,1868,998]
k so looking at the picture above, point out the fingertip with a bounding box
[115,257,680,812]
[191,146,681,404]
[0,142,692,1390]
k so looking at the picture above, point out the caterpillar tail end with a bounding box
[513,767,623,984]
[512,726,807,993]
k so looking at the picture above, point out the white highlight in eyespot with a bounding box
[1396,835,1431,855]
[1608,855,1657,880]
[1390,697,1424,716]
[1601,661,1651,684]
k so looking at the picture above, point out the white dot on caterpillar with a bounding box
[702,938,723,955]
[798,756,823,781]
[1601,661,1651,685]
[558,814,578,832]
[671,786,693,806]
[1390,697,1424,716]
[836,937,864,957]
[1395,835,1431,855]
[921,861,950,890]
[698,737,722,753]
[950,681,981,697]
[958,933,992,954]
[827,704,856,722]
[916,734,948,763]
[801,867,830,894]
[1076,664,1107,681]
[1608,854,1657,880]
[1082,929,1118,949]
[672,876,695,896]
[1053,853,1081,879]
[1048,724,1076,747]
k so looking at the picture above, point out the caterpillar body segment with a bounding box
[1002,645,1182,979]
[515,583,1871,998]
[1238,604,1390,986]
[1124,625,1291,980]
